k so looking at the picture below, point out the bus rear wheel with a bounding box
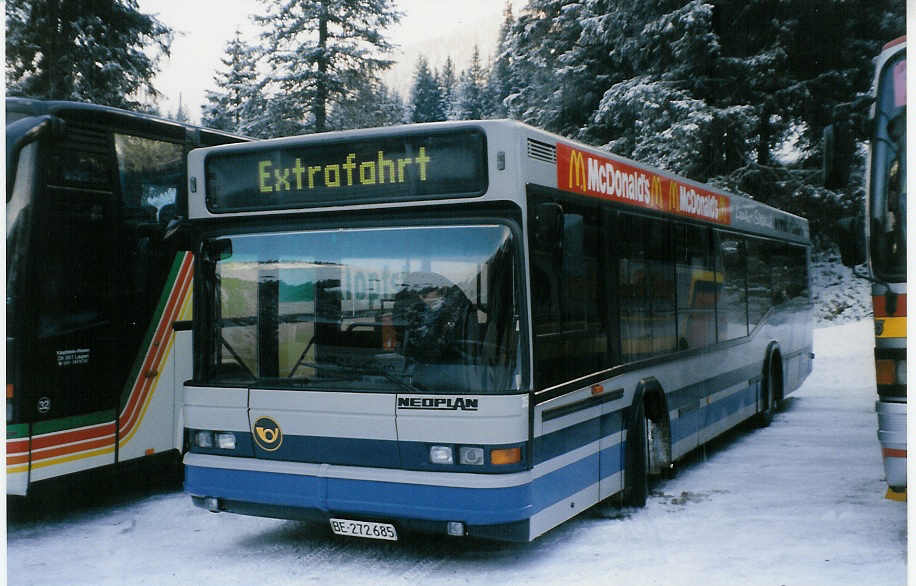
[755,355,782,427]
[622,399,648,507]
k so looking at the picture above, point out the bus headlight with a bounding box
[459,446,484,466]
[215,432,237,450]
[195,431,214,448]
[429,445,454,465]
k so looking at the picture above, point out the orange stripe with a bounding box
[6,454,29,465]
[31,422,116,450]
[883,448,907,459]
[120,253,192,424]
[119,264,192,436]
[119,254,193,435]
[7,439,30,454]
[30,435,115,462]
[873,294,907,317]
[123,254,192,415]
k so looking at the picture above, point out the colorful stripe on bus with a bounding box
[6,252,194,490]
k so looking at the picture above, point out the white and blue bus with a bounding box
[181,120,813,542]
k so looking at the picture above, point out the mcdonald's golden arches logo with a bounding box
[568,148,587,192]
[253,416,283,451]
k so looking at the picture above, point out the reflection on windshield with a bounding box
[205,225,520,394]
[870,54,906,280]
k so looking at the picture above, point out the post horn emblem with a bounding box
[253,416,283,451]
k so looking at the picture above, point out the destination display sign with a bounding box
[556,143,731,225]
[205,129,488,212]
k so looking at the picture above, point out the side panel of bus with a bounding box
[5,110,215,494]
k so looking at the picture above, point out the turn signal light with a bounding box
[876,359,898,385]
[490,447,521,466]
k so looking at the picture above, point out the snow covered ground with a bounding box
[7,320,907,585]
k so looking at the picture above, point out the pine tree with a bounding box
[255,0,401,134]
[6,0,172,110]
[502,0,585,132]
[331,80,405,130]
[171,97,191,124]
[438,57,458,119]
[201,30,263,134]
[488,2,515,118]
[453,46,490,120]
[409,56,445,123]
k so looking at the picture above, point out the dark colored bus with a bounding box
[6,98,245,495]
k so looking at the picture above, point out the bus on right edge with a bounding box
[835,37,906,500]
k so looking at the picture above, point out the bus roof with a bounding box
[186,119,809,244]
[5,97,247,145]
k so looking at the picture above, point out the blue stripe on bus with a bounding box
[190,434,527,473]
[252,434,402,468]
[535,379,758,460]
[186,441,624,526]
[534,411,623,465]
[670,382,758,444]
[599,440,623,481]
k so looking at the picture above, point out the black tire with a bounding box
[755,355,782,427]
[623,399,648,507]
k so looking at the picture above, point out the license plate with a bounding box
[330,518,398,541]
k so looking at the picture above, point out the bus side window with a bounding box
[114,135,184,337]
[746,237,772,328]
[715,233,749,341]
[529,196,606,389]
[786,244,810,302]
[675,224,716,350]
[618,214,675,361]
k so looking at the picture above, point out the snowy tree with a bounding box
[331,80,405,130]
[488,2,515,119]
[438,57,458,120]
[502,0,586,133]
[409,56,445,123]
[201,30,264,135]
[170,98,191,124]
[452,46,491,120]
[585,1,751,182]
[6,0,172,110]
[254,0,401,134]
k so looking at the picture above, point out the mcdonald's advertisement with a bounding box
[556,143,731,225]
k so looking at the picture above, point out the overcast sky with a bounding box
[137,0,517,123]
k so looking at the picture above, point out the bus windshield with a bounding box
[870,51,906,281]
[202,224,521,394]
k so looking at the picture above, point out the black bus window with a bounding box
[676,224,716,350]
[745,237,772,329]
[529,195,606,388]
[37,191,115,338]
[716,233,749,341]
[618,214,675,361]
[785,244,810,302]
[114,135,183,224]
[114,135,184,335]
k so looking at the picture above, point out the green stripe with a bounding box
[32,409,116,435]
[6,423,29,439]
[118,252,188,411]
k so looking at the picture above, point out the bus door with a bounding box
[111,133,188,462]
